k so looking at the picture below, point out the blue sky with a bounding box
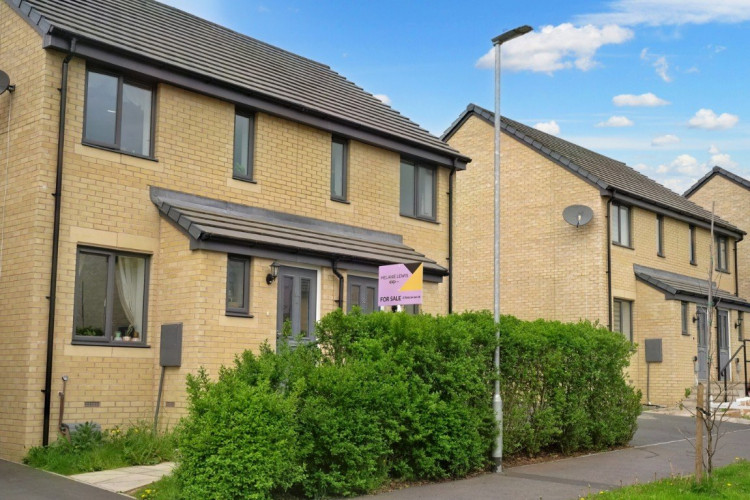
[161,0,750,194]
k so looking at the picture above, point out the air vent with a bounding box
[165,401,175,408]
[84,401,101,408]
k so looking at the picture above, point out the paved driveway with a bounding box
[365,412,750,500]
[0,460,129,500]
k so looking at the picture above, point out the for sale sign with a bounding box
[378,263,423,306]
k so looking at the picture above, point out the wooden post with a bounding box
[695,382,704,483]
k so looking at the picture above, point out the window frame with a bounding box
[716,235,729,272]
[613,298,633,342]
[681,301,690,336]
[330,136,349,202]
[689,225,697,266]
[72,246,150,346]
[347,275,378,314]
[83,68,155,159]
[400,159,437,222]
[232,110,256,182]
[656,214,665,257]
[611,203,632,248]
[226,255,252,317]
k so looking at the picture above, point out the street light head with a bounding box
[492,25,533,46]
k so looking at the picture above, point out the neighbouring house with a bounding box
[0,0,469,461]
[443,104,750,406]
[685,167,750,307]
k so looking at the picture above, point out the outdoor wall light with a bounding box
[735,317,743,329]
[266,261,280,285]
[692,315,698,323]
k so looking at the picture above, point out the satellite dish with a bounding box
[0,70,14,95]
[562,205,593,227]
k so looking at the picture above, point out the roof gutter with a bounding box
[43,37,76,447]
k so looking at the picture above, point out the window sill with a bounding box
[82,141,157,162]
[657,253,665,258]
[400,213,439,225]
[612,242,634,250]
[232,176,257,184]
[72,340,150,348]
[690,261,697,266]
[226,312,255,318]
[716,268,730,274]
[330,197,350,204]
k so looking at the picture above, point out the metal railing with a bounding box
[720,339,750,402]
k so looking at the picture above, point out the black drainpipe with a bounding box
[331,258,344,310]
[448,166,455,314]
[735,236,742,296]
[43,39,76,447]
[606,194,613,331]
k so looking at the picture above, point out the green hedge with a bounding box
[175,311,640,498]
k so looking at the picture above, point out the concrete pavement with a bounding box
[70,462,175,493]
[366,412,750,499]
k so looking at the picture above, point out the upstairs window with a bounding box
[689,225,697,265]
[233,111,255,181]
[611,203,631,247]
[716,235,729,272]
[400,159,436,221]
[73,247,149,345]
[330,137,348,201]
[656,215,664,257]
[84,69,154,157]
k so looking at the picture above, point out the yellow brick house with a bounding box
[443,104,750,406]
[0,0,469,461]
[685,167,750,303]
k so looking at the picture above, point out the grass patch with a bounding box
[586,459,750,499]
[24,421,177,476]
[132,474,181,500]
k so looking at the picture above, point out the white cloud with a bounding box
[533,120,561,135]
[373,94,392,106]
[475,23,633,73]
[652,134,680,146]
[576,0,750,27]
[688,109,739,130]
[613,92,670,107]
[657,154,705,176]
[641,48,671,82]
[596,116,634,127]
[708,145,738,168]
[633,163,650,172]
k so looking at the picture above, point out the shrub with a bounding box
[176,363,305,500]
[176,311,640,497]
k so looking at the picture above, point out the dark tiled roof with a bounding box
[12,0,465,164]
[443,104,741,234]
[634,264,750,310]
[150,187,447,276]
[684,166,750,197]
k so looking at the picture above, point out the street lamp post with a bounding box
[492,24,532,473]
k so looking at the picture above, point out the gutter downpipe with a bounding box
[331,258,344,310]
[735,236,742,296]
[43,38,76,447]
[448,166,456,314]
[606,194,613,331]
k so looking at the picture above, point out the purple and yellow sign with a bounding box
[378,263,423,306]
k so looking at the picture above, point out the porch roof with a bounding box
[150,187,448,277]
[634,264,750,312]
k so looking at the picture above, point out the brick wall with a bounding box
[447,113,742,406]
[687,174,750,299]
[0,7,450,460]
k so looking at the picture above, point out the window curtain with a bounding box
[115,256,145,332]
